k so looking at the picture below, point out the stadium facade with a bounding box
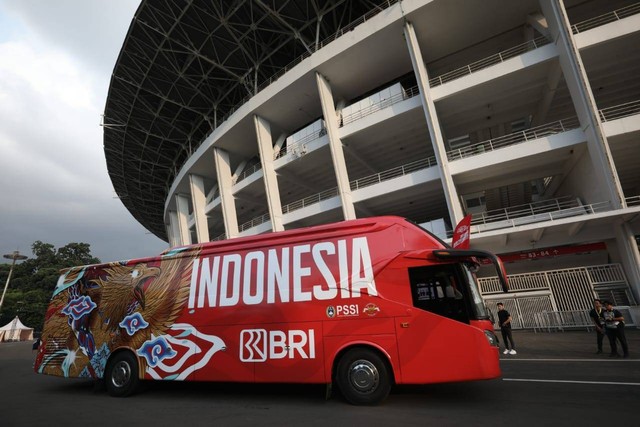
[104,0,640,327]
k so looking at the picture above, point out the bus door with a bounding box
[390,259,487,384]
[408,264,470,324]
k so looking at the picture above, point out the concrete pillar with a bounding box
[538,0,625,208]
[255,115,284,231]
[165,224,173,248]
[614,221,640,302]
[213,147,239,238]
[404,21,465,225]
[315,72,356,220]
[189,174,210,243]
[532,62,562,126]
[167,212,180,247]
[175,194,192,246]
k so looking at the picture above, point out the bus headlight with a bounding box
[483,330,499,347]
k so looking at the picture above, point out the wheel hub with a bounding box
[348,359,379,393]
[111,361,131,388]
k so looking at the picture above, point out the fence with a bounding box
[429,36,550,87]
[532,310,594,332]
[533,307,636,332]
[446,117,580,161]
[571,3,640,34]
[480,264,636,330]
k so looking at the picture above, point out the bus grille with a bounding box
[43,338,71,365]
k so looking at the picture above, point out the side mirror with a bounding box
[433,249,508,293]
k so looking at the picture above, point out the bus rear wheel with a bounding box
[336,348,391,405]
[105,351,139,397]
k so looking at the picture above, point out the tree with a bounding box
[0,241,100,332]
[57,242,100,267]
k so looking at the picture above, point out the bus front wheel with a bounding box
[336,348,391,405]
[105,351,139,397]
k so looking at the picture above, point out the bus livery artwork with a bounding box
[34,252,215,382]
[34,216,508,405]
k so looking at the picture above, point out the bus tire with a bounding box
[336,348,391,405]
[105,351,139,397]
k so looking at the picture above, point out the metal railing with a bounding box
[235,168,625,235]
[533,306,636,332]
[349,156,437,191]
[341,86,420,126]
[571,3,640,34]
[446,98,638,162]
[206,187,219,204]
[429,36,551,87]
[212,233,226,241]
[235,163,263,184]
[265,154,439,219]
[230,155,440,229]
[239,212,271,232]
[588,264,628,285]
[274,128,327,160]
[599,99,640,122]
[201,2,638,159]
[223,93,640,232]
[281,187,339,214]
[446,117,580,161]
[479,264,627,294]
[472,196,578,225]
[471,199,612,232]
[532,310,594,332]
[627,195,640,207]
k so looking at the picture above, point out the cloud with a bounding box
[0,0,168,264]
[0,0,140,75]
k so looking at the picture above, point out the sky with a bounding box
[0,0,169,264]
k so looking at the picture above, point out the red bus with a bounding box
[35,216,508,405]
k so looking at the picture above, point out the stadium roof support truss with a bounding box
[104,0,395,240]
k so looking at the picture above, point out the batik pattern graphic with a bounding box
[138,324,226,381]
[36,248,219,381]
[119,313,149,336]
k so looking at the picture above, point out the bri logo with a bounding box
[239,329,316,362]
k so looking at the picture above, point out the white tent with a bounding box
[0,316,34,342]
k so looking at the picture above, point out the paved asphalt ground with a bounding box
[497,328,640,359]
[1,329,638,426]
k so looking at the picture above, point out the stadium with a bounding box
[103,0,640,327]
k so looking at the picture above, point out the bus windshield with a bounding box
[461,262,489,319]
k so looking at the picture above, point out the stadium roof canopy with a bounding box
[104,0,393,240]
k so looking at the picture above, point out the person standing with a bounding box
[497,302,516,355]
[588,299,606,354]
[603,301,629,358]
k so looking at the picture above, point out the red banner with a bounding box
[480,242,607,264]
[452,214,473,249]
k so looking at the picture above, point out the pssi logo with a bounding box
[326,304,359,318]
[240,329,316,362]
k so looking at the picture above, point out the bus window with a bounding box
[408,264,470,324]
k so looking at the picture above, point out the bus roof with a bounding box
[61,216,446,273]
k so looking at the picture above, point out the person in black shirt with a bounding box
[497,302,516,355]
[603,301,629,358]
[588,299,606,354]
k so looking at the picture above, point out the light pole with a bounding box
[1,251,28,315]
